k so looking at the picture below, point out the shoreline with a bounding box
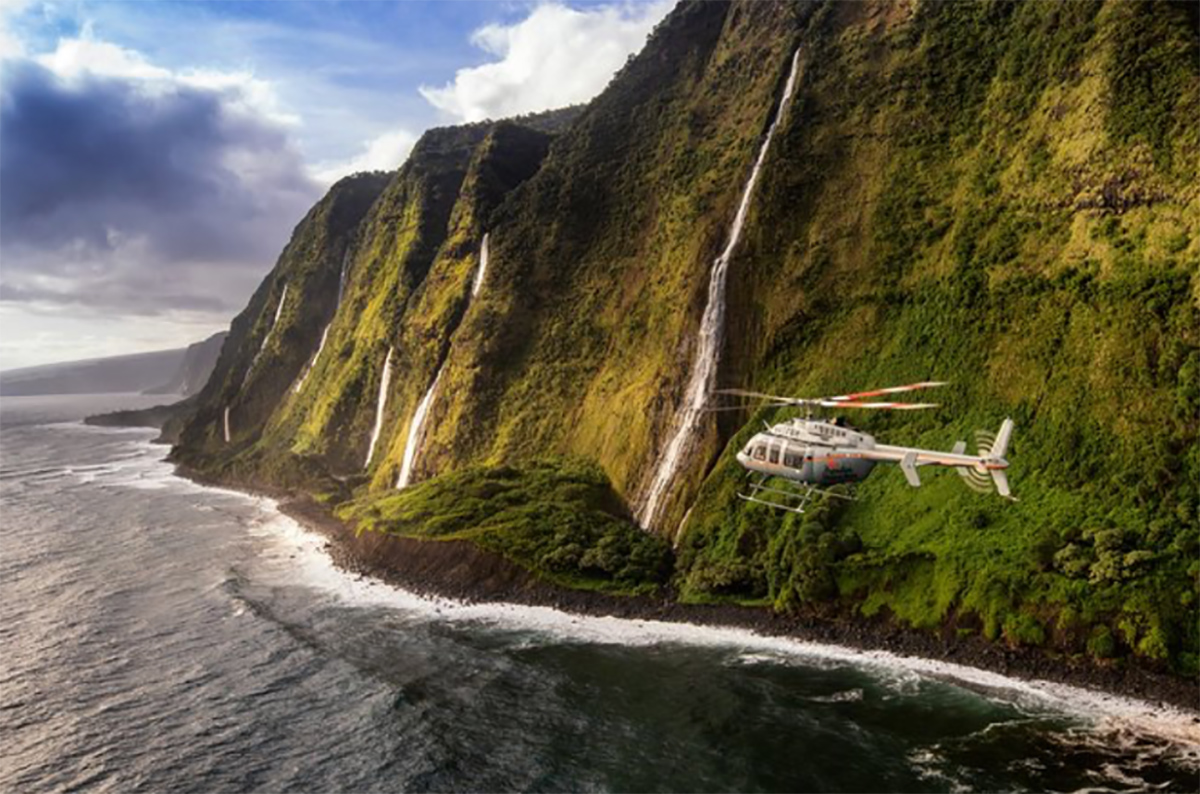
[163,456,1199,715]
[246,486,1199,715]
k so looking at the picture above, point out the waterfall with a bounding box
[471,233,490,298]
[395,368,444,489]
[336,250,350,305]
[395,234,491,489]
[271,284,288,330]
[293,325,330,394]
[636,48,802,530]
[223,406,231,443]
[294,254,352,394]
[243,284,289,387]
[364,347,394,468]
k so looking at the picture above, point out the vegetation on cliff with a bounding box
[170,0,1198,678]
[677,0,1199,675]
[339,459,671,595]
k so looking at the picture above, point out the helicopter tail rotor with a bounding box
[954,420,1016,499]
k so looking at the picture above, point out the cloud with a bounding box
[0,0,32,59]
[0,36,322,319]
[34,30,170,79]
[312,128,418,184]
[420,0,673,122]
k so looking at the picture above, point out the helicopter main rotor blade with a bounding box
[824,381,948,403]
[817,400,939,410]
[715,385,945,410]
[714,388,813,405]
[704,400,798,413]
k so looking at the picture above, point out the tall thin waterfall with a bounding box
[293,325,330,394]
[223,406,231,443]
[471,233,490,297]
[270,284,289,333]
[364,347,394,468]
[336,251,349,305]
[395,234,490,489]
[243,284,289,387]
[294,254,351,394]
[636,49,801,530]
[395,367,444,488]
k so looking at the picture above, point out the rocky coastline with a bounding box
[224,480,1199,715]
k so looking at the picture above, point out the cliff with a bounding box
[144,331,227,396]
[170,0,1199,679]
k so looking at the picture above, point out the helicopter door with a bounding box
[767,439,781,465]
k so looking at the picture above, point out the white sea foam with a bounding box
[238,491,1200,753]
[73,420,1200,755]
[42,421,152,436]
[637,49,802,530]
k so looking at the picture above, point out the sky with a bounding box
[0,0,673,370]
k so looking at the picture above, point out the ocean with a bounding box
[1,394,1196,793]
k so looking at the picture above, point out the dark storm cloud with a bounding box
[0,59,322,314]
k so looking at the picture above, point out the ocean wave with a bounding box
[233,493,1200,755]
[75,420,1199,758]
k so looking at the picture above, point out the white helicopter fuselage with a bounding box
[735,418,1013,494]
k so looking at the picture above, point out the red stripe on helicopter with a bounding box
[827,381,947,403]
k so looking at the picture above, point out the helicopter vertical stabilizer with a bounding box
[990,418,1014,459]
[991,468,1013,499]
[990,418,1015,499]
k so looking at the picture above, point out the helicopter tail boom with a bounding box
[871,418,1014,499]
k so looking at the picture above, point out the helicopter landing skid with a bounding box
[736,476,854,514]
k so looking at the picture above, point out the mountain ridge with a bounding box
[164,0,1199,681]
[1,331,226,398]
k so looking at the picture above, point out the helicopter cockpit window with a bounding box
[752,445,766,461]
[768,447,779,464]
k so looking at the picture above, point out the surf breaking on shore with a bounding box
[72,420,1200,754]
[256,500,1200,754]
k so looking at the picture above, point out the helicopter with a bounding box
[714,381,1015,514]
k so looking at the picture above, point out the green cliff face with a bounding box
[174,170,390,477]
[175,0,1199,673]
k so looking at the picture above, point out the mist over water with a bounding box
[2,394,1196,793]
